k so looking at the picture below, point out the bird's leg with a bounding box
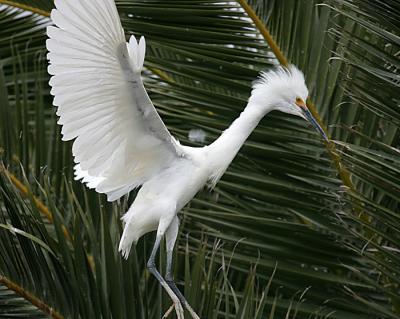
[165,217,200,319]
[147,233,184,319]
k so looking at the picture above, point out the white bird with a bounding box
[46,0,328,318]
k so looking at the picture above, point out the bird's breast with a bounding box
[142,159,208,211]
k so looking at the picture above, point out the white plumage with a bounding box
[46,1,327,318]
[47,0,183,203]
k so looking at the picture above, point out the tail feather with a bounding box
[118,214,137,259]
[118,231,133,259]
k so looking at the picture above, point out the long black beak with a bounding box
[302,108,329,141]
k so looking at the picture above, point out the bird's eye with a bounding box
[295,97,307,109]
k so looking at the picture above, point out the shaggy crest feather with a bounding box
[250,65,308,107]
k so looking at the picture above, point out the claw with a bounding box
[162,299,184,319]
[174,299,184,319]
[162,304,174,318]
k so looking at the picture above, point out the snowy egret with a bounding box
[46,0,328,318]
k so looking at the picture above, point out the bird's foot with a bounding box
[162,304,174,318]
[163,303,200,319]
[165,279,200,319]
[162,299,184,319]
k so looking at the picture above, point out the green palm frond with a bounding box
[0,0,399,318]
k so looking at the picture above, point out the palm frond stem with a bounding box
[237,0,360,212]
[0,0,50,16]
[237,0,288,66]
[0,164,99,270]
[0,165,55,225]
[147,67,175,83]
[0,275,64,319]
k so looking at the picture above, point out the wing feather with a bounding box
[47,0,184,201]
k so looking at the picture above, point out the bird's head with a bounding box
[250,65,328,141]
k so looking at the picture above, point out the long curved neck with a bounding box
[211,103,266,151]
[206,101,273,183]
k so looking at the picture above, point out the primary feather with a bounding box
[47,0,184,201]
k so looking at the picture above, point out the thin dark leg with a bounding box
[147,235,184,319]
[165,217,200,319]
[147,236,165,286]
[165,251,186,305]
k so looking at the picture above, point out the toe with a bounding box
[174,300,184,319]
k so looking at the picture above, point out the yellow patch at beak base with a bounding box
[295,97,307,109]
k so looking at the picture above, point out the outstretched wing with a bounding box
[47,0,184,201]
